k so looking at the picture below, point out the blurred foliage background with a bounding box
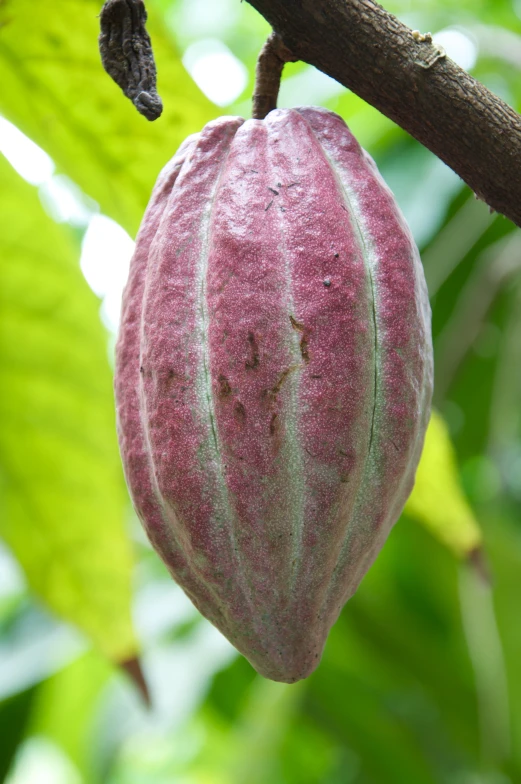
[1,0,521,782]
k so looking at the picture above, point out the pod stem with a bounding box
[252,32,298,120]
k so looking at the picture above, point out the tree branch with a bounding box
[246,0,521,228]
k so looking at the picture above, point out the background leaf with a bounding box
[405,410,483,559]
[0,154,136,663]
[0,688,37,782]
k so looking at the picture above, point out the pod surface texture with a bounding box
[115,107,433,682]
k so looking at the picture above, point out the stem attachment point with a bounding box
[252,32,298,120]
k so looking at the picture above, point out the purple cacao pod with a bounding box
[115,107,433,683]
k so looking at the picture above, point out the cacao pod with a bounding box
[115,107,433,683]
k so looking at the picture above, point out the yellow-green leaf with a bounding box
[0,0,215,236]
[0,153,137,662]
[405,410,482,558]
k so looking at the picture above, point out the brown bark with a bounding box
[246,0,521,228]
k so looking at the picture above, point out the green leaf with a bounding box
[0,0,216,236]
[28,652,112,783]
[0,687,37,782]
[405,410,483,559]
[0,154,137,662]
[228,679,304,784]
